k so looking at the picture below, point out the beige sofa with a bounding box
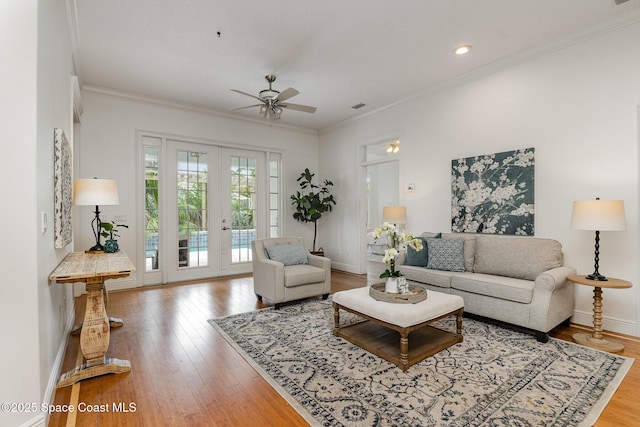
[252,237,331,308]
[397,233,576,342]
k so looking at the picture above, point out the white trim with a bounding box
[41,302,75,426]
[571,309,638,337]
[82,85,317,136]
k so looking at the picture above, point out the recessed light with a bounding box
[454,45,471,55]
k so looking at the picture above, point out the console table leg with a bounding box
[57,278,130,387]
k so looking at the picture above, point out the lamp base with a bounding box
[586,272,608,281]
[86,244,105,253]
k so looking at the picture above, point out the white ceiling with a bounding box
[70,0,640,131]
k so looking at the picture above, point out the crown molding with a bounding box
[320,9,640,135]
[81,85,318,136]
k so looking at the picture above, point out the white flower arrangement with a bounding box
[373,222,423,278]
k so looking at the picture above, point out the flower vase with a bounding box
[103,239,119,253]
[385,277,399,293]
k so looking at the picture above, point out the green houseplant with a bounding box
[290,168,336,254]
[100,221,129,253]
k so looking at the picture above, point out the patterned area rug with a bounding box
[209,298,633,427]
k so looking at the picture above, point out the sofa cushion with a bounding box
[265,242,308,266]
[441,232,476,272]
[451,272,534,304]
[473,235,562,281]
[283,264,325,287]
[426,238,465,272]
[398,265,454,288]
[406,237,428,266]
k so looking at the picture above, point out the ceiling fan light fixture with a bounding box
[386,140,400,153]
[230,75,317,121]
[454,45,471,55]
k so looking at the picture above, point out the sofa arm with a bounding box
[253,258,285,301]
[308,253,330,269]
[307,253,332,294]
[534,266,577,292]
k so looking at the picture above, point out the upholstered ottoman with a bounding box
[332,286,464,370]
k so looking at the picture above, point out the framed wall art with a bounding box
[54,128,73,248]
[451,147,535,235]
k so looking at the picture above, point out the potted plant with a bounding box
[373,222,422,292]
[100,221,129,253]
[290,168,336,255]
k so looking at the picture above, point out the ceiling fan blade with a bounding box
[280,102,317,113]
[230,89,264,102]
[229,104,262,111]
[273,87,299,102]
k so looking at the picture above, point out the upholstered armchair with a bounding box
[251,237,331,308]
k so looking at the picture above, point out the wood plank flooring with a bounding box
[49,271,639,426]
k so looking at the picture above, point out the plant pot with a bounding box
[385,277,399,293]
[103,239,119,253]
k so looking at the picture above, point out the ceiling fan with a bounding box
[230,75,317,120]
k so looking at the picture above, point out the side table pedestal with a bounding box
[568,275,631,354]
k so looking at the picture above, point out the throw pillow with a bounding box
[405,237,428,267]
[426,238,465,272]
[265,242,308,266]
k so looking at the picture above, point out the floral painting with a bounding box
[54,128,73,248]
[451,147,534,235]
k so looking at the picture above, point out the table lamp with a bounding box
[74,178,120,252]
[570,198,626,281]
[382,206,407,227]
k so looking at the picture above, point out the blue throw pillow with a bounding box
[265,242,308,266]
[406,237,428,267]
[426,238,465,272]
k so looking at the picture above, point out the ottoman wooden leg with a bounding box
[333,303,340,335]
[400,331,409,369]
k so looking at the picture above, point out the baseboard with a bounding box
[330,262,361,274]
[18,414,46,427]
[571,309,638,337]
[40,303,76,426]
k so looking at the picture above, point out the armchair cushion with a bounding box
[265,242,308,266]
[284,265,326,287]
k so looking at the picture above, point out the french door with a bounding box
[141,136,266,285]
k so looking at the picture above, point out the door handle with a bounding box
[222,226,230,230]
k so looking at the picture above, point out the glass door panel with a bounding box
[177,150,209,268]
[221,148,265,275]
[165,141,218,283]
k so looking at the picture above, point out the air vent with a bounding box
[614,0,629,4]
[352,103,366,110]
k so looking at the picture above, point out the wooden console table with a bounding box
[568,274,632,354]
[50,250,135,387]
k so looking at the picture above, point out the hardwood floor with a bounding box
[49,271,639,426]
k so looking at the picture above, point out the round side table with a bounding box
[568,274,632,354]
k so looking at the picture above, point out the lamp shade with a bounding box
[570,199,625,231]
[382,206,407,225]
[74,178,120,206]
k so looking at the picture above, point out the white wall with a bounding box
[1,1,75,426]
[319,22,640,336]
[37,0,77,411]
[76,90,320,288]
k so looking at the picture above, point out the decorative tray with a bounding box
[369,283,427,304]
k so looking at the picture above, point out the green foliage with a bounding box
[100,221,128,240]
[290,168,336,251]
